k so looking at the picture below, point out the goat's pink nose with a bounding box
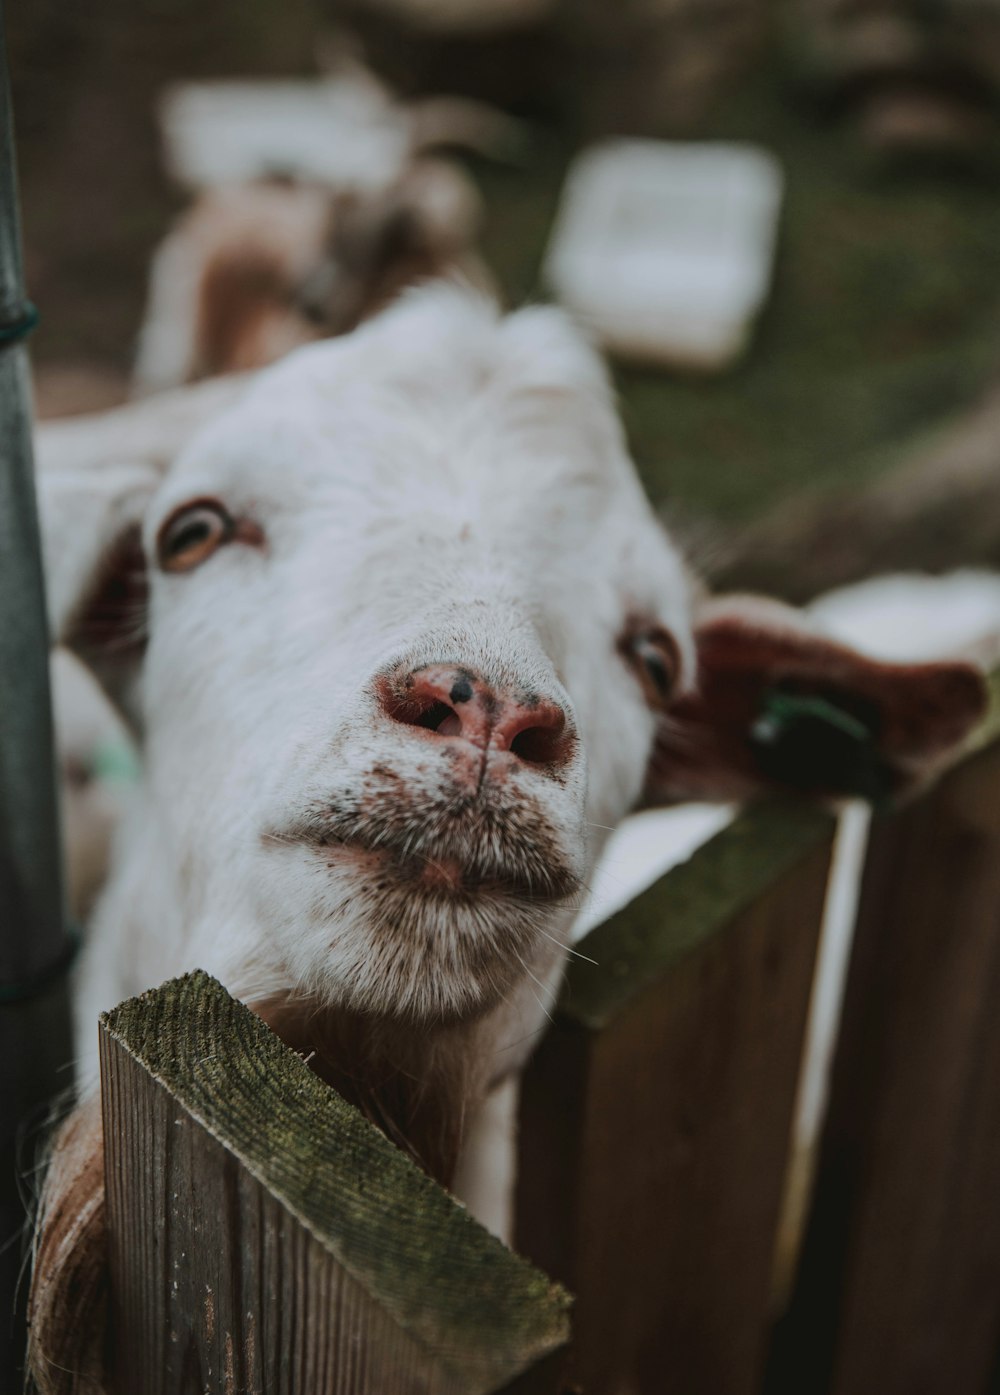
[380,665,573,769]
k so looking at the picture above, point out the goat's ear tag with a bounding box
[91,739,141,785]
[750,690,894,805]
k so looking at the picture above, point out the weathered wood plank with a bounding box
[767,733,1000,1395]
[516,802,835,1395]
[100,972,571,1395]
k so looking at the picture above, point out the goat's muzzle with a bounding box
[377,664,576,787]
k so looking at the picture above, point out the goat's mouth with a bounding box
[271,792,583,908]
[259,790,583,1023]
[325,838,577,905]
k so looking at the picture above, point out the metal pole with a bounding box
[0,4,74,1386]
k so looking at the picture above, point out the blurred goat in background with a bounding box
[133,46,515,393]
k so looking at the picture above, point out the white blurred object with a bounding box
[355,0,554,34]
[811,569,1000,668]
[545,139,784,370]
[161,73,408,192]
[572,803,733,944]
[160,63,523,193]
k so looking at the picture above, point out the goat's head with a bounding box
[41,288,987,1032]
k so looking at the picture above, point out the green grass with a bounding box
[471,71,1000,524]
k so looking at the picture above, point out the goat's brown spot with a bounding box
[369,763,404,785]
[198,244,316,376]
[647,610,988,803]
[68,522,148,662]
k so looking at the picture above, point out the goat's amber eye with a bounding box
[624,627,680,707]
[157,501,233,573]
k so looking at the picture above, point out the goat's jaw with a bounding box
[254,831,581,1025]
[251,770,586,1021]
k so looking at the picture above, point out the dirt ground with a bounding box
[8,0,1000,528]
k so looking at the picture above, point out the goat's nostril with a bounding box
[412,700,458,735]
[509,724,567,766]
[495,700,570,766]
[380,670,472,741]
[434,709,463,737]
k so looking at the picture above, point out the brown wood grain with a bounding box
[517,816,834,1395]
[100,972,570,1395]
[768,736,1000,1395]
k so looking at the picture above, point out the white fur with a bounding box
[44,313,998,1257]
[40,289,695,1213]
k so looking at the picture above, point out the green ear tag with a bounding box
[750,690,894,805]
[91,739,141,785]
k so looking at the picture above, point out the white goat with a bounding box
[27,287,985,1392]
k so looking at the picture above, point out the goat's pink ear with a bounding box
[646,595,988,806]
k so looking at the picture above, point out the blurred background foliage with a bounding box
[8,0,1000,530]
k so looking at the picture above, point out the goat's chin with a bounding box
[253,814,582,1023]
[328,882,569,1023]
[254,857,575,1024]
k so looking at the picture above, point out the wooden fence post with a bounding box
[767,724,1000,1395]
[100,971,571,1395]
[516,802,835,1395]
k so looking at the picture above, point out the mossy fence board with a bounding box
[100,973,571,1395]
[515,806,835,1395]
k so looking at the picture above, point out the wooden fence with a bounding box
[99,684,1000,1394]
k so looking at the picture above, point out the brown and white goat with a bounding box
[28,287,985,1391]
[133,164,488,393]
[133,59,506,394]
